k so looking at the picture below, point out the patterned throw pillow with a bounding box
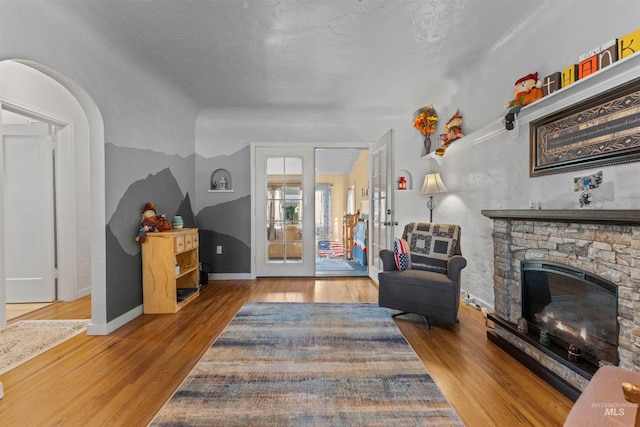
[393,238,411,271]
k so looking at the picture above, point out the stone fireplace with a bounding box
[481,209,640,399]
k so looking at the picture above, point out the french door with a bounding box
[254,146,315,276]
[368,130,395,282]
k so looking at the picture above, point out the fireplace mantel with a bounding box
[481,209,640,225]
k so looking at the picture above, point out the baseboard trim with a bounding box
[210,273,252,280]
[86,304,143,335]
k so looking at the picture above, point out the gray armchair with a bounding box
[378,222,467,327]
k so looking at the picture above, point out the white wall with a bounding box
[196,3,640,311]
[194,107,389,212]
[395,3,640,309]
[1,1,199,332]
[0,60,92,305]
[3,0,637,322]
[0,1,199,221]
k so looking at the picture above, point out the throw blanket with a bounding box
[353,221,367,266]
[403,222,460,273]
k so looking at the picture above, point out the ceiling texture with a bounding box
[47,0,549,174]
[57,0,545,112]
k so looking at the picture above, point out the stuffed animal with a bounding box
[507,72,543,108]
[135,202,158,243]
[435,110,464,156]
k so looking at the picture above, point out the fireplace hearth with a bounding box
[481,209,640,400]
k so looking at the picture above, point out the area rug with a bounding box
[315,257,355,271]
[151,303,463,426]
[0,319,90,375]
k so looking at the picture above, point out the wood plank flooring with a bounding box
[0,278,573,426]
[5,303,54,321]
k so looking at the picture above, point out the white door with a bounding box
[3,123,56,302]
[368,130,395,282]
[255,146,315,276]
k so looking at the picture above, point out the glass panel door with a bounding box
[255,146,314,276]
[266,156,303,263]
[369,130,394,281]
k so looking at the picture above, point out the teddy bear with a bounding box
[435,110,464,156]
[507,72,543,108]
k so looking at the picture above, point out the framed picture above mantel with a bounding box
[530,76,640,177]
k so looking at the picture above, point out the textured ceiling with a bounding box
[56,0,547,111]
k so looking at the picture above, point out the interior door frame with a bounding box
[254,145,315,277]
[368,129,395,282]
[1,102,78,307]
[250,141,370,278]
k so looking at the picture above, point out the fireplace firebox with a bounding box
[521,261,619,368]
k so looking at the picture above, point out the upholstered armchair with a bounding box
[378,222,467,327]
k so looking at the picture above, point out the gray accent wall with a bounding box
[195,146,252,273]
[106,143,196,224]
[106,163,195,321]
[197,196,251,273]
[106,225,141,320]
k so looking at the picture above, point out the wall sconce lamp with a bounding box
[420,172,448,222]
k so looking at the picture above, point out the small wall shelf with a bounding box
[422,52,640,164]
[210,168,232,191]
[396,169,413,190]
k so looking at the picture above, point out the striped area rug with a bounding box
[151,303,463,426]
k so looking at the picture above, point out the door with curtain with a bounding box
[254,146,315,276]
[368,130,395,282]
[3,123,56,302]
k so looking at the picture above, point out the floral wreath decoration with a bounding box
[413,105,438,135]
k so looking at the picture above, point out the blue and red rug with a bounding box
[151,303,463,426]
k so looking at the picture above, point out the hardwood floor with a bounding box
[5,303,54,321]
[0,278,572,426]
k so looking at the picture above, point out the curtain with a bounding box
[267,185,281,241]
[315,184,332,239]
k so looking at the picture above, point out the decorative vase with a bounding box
[171,215,184,229]
[424,135,432,154]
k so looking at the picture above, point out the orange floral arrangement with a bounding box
[413,105,438,135]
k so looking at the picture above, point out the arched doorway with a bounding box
[0,59,106,333]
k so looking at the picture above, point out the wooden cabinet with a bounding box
[343,214,359,260]
[142,228,200,314]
